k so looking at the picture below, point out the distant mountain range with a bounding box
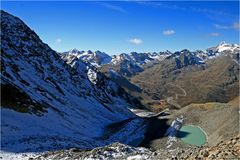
[60,36,239,110]
[61,42,239,110]
[61,41,239,77]
[59,42,240,112]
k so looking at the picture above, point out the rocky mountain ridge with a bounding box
[62,42,239,77]
[1,10,146,153]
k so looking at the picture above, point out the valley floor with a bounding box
[1,98,239,160]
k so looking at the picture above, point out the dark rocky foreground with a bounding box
[33,135,240,160]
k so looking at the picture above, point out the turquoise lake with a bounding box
[178,125,207,146]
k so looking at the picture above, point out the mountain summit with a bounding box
[61,49,112,67]
[207,41,240,56]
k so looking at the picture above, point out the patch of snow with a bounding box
[87,68,97,84]
[165,116,184,149]
[0,151,40,160]
[127,154,148,160]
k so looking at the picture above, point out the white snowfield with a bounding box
[0,151,41,160]
[87,67,98,84]
[1,109,147,160]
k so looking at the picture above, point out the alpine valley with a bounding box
[1,10,239,160]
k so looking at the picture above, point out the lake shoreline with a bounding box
[179,124,208,147]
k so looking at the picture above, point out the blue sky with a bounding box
[1,1,239,54]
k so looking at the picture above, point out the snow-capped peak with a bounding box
[67,48,84,55]
[70,48,80,53]
[212,41,240,53]
[218,41,227,46]
[61,49,112,67]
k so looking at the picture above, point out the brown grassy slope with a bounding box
[131,55,239,107]
[173,97,239,146]
[100,64,170,111]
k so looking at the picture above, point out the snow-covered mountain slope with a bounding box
[61,49,112,67]
[207,41,240,56]
[106,51,171,77]
[111,52,170,66]
[0,10,146,153]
